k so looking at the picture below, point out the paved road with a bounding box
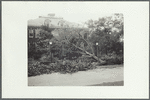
[28,65,123,86]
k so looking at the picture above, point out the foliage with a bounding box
[28,26,54,59]
[101,53,123,65]
[86,13,124,56]
[50,28,91,59]
[28,58,97,77]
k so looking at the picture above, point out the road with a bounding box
[28,65,123,86]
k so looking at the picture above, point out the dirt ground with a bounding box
[28,65,123,86]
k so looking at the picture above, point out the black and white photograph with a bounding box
[28,11,124,86]
[2,1,149,98]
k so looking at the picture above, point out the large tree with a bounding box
[86,13,124,56]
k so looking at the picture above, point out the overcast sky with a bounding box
[25,2,115,23]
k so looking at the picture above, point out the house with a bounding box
[27,13,84,49]
[28,13,83,39]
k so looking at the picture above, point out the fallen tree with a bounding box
[64,35,106,64]
[56,26,106,64]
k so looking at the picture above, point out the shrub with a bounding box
[101,53,123,65]
[28,59,97,77]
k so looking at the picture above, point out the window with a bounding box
[44,19,51,27]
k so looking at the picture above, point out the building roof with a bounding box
[28,14,83,28]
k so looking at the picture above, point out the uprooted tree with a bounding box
[51,26,105,64]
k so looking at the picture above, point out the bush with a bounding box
[28,59,97,77]
[28,53,123,77]
[101,53,123,65]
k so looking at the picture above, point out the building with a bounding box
[27,13,84,49]
[28,13,83,39]
[28,13,83,28]
[28,13,63,28]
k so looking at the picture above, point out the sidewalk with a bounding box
[28,65,123,86]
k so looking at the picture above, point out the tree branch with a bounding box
[64,36,105,63]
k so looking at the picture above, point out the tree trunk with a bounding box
[84,51,105,64]
[70,42,105,64]
[65,36,106,64]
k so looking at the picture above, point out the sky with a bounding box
[26,2,115,23]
